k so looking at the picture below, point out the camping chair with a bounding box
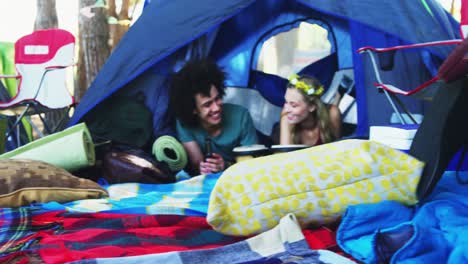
[357,39,464,125]
[360,37,468,200]
[0,29,76,145]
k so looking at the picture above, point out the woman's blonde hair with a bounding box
[287,75,335,144]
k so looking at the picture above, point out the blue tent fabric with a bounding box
[298,52,338,91]
[249,71,288,107]
[69,0,256,136]
[249,52,338,108]
[68,0,460,139]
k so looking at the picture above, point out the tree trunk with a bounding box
[35,0,58,30]
[35,0,67,134]
[108,0,131,50]
[76,0,110,101]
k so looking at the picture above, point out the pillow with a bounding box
[207,139,424,236]
[0,159,108,208]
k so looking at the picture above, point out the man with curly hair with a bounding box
[169,59,258,175]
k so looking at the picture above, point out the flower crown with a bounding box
[288,74,324,96]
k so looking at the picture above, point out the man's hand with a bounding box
[199,153,225,174]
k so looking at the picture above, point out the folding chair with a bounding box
[360,37,468,200]
[358,39,463,125]
[0,29,76,144]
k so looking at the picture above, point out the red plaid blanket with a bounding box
[0,207,352,263]
[0,208,243,263]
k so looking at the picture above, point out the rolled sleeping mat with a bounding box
[0,123,95,172]
[152,135,188,172]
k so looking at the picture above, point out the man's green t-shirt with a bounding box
[176,103,258,163]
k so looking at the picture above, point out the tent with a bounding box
[67,0,460,145]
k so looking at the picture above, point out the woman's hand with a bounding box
[199,153,225,174]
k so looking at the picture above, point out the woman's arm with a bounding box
[328,104,342,139]
[279,111,294,145]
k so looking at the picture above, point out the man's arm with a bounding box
[181,141,204,174]
[176,120,206,174]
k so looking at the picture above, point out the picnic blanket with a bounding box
[0,208,243,263]
[68,214,355,264]
[39,172,221,216]
[0,171,358,263]
[337,171,468,263]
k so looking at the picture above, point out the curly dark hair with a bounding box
[169,59,226,127]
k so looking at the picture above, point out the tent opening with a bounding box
[257,22,332,79]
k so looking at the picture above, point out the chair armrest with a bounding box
[357,39,462,53]
[374,76,440,96]
[33,63,76,99]
[45,63,76,71]
[0,75,20,79]
[358,40,463,72]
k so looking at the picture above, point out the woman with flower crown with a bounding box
[278,74,341,146]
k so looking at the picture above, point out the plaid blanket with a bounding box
[68,214,355,264]
[0,207,353,263]
[0,207,45,257]
[0,208,243,264]
[0,170,353,263]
